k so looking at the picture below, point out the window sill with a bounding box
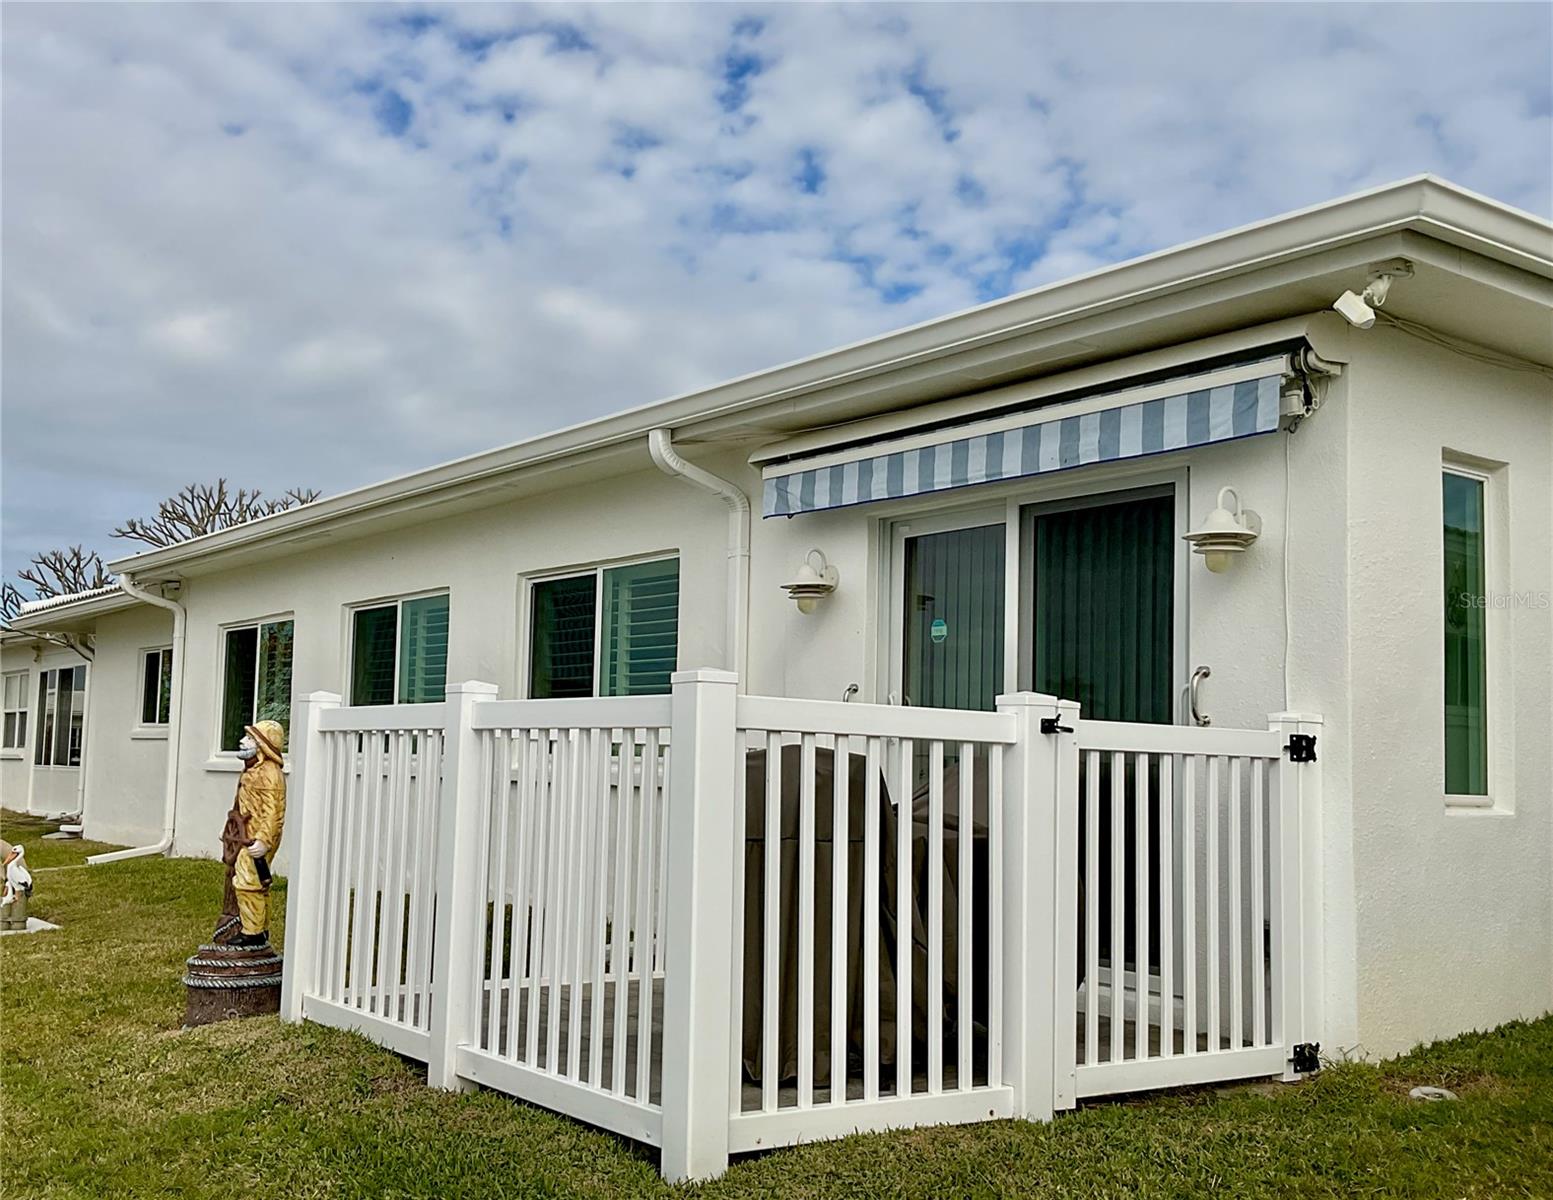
[0,750,23,761]
[1445,795,1511,816]
[131,726,170,741]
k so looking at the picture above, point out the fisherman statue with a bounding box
[183,719,288,1024]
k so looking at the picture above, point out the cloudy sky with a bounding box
[3,3,1550,582]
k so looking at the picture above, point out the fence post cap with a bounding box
[445,680,500,696]
[994,691,1062,709]
[1269,711,1324,725]
[297,690,343,705]
[670,668,739,685]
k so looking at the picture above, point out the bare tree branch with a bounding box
[15,546,113,600]
[111,479,322,549]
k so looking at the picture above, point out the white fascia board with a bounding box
[106,176,1548,579]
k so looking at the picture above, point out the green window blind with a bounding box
[1443,472,1487,795]
[902,524,1005,711]
[531,575,597,698]
[601,559,680,697]
[398,595,450,704]
[1030,493,1174,723]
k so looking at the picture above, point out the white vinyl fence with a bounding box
[280,676,1323,1182]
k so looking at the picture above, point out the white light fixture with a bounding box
[1183,487,1261,573]
[781,548,839,614]
[1333,260,1412,329]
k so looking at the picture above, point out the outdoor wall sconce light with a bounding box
[781,548,839,614]
[1184,487,1261,573]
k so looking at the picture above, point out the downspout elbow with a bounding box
[647,428,751,685]
[88,573,186,866]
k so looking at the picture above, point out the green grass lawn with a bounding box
[3,807,1550,1199]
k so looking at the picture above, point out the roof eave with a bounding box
[106,176,1552,579]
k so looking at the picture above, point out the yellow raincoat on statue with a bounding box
[221,719,287,939]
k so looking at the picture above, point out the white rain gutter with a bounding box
[88,574,186,865]
[647,429,750,687]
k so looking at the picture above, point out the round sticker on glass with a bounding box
[929,618,949,644]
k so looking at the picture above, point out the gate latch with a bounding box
[1040,716,1074,735]
[1285,733,1318,763]
[1291,1042,1321,1074]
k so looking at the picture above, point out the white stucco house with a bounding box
[8,175,1550,1173]
[2,588,174,829]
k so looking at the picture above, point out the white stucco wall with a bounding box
[165,462,732,871]
[78,605,175,847]
[1342,327,1552,1057]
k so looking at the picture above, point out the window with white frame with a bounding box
[139,647,173,728]
[220,619,294,752]
[2,671,29,751]
[529,557,680,698]
[350,592,450,706]
[34,665,85,767]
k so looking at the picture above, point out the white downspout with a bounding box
[88,573,186,865]
[647,428,750,687]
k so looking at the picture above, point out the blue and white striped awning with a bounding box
[761,357,1291,517]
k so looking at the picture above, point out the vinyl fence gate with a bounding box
[280,673,1323,1181]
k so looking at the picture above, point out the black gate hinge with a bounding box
[1285,733,1318,763]
[1291,1042,1321,1074]
[1040,716,1074,735]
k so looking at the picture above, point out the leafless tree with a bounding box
[112,480,321,549]
[14,544,114,599]
[1,545,113,654]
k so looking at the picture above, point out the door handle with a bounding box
[1189,666,1212,727]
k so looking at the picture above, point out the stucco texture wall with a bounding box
[80,605,175,847]
[166,460,733,869]
[1345,326,1552,1057]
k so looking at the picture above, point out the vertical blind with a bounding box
[901,524,1005,711]
[1029,493,1174,724]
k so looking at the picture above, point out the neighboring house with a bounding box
[3,588,174,842]
[9,175,1550,1080]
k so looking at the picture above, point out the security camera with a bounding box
[1333,259,1412,330]
[1333,289,1376,329]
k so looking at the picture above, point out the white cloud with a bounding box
[2,2,1548,577]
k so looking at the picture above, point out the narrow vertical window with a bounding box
[140,648,173,726]
[1443,470,1488,795]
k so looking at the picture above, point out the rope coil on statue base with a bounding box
[182,938,284,1026]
